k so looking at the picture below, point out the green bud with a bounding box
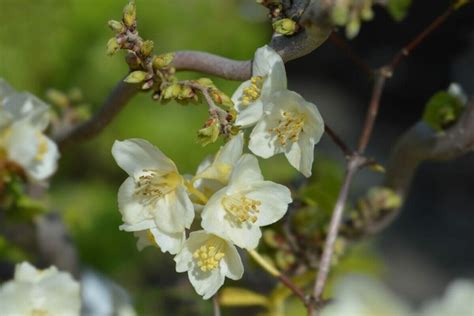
[178,85,195,100]
[210,89,233,108]
[367,187,402,210]
[140,40,154,57]
[196,78,215,88]
[68,88,83,102]
[361,6,374,21]
[46,89,69,108]
[123,0,136,28]
[124,70,149,83]
[369,163,386,173]
[197,119,220,146]
[108,20,125,33]
[273,18,297,36]
[152,53,174,69]
[275,250,295,270]
[162,83,182,99]
[422,91,464,131]
[106,37,120,56]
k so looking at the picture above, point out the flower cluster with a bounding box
[112,45,323,299]
[0,262,81,316]
[0,79,59,183]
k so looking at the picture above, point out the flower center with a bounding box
[241,76,264,106]
[193,241,225,272]
[270,111,306,145]
[222,193,261,223]
[35,132,49,161]
[134,170,181,207]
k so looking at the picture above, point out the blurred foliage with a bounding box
[422,90,465,132]
[387,0,412,21]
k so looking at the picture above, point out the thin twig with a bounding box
[213,295,221,316]
[324,123,353,157]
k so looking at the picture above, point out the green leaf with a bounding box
[387,0,412,21]
[422,91,464,131]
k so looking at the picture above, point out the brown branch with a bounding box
[324,123,353,157]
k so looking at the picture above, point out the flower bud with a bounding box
[162,84,182,99]
[124,70,149,83]
[210,89,233,108]
[152,53,174,69]
[108,20,125,33]
[273,18,297,36]
[123,1,136,28]
[140,40,154,57]
[106,37,120,56]
[197,119,220,146]
[142,79,154,90]
[46,89,69,108]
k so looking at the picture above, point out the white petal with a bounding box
[214,132,244,166]
[235,99,264,128]
[227,154,264,193]
[112,139,177,178]
[285,135,315,177]
[253,46,285,83]
[26,136,60,181]
[201,191,262,249]
[117,177,154,229]
[5,121,38,168]
[248,117,282,159]
[3,92,50,131]
[174,231,210,273]
[154,185,194,234]
[247,181,292,226]
[188,268,224,300]
[0,78,16,100]
[149,227,185,255]
[221,242,244,280]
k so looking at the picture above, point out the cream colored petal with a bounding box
[26,136,60,181]
[248,118,282,159]
[117,177,154,229]
[246,181,292,226]
[153,186,194,234]
[112,139,177,178]
[3,92,50,131]
[221,241,244,280]
[284,135,315,177]
[227,154,264,193]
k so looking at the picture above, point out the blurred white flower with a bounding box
[112,139,194,254]
[232,45,287,128]
[248,90,324,177]
[448,82,468,105]
[201,154,292,249]
[0,79,59,182]
[419,279,474,316]
[0,262,81,316]
[174,230,243,299]
[321,275,412,316]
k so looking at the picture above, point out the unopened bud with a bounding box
[108,20,125,33]
[106,37,120,56]
[273,18,297,36]
[142,80,154,90]
[123,1,136,28]
[210,90,233,108]
[46,89,69,108]
[140,40,154,57]
[162,84,182,99]
[197,119,220,146]
[124,70,149,83]
[152,53,174,69]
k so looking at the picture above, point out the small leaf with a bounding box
[219,287,269,307]
[387,0,412,21]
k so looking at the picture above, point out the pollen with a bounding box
[193,243,225,272]
[241,76,264,106]
[269,111,306,146]
[222,193,261,223]
[135,170,181,206]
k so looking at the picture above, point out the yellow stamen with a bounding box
[269,111,306,146]
[193,241,226,272]
[222,193,261,223]
[241,76,264,106]
[135,170,181,206]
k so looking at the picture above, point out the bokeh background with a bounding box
[0,0,473,315]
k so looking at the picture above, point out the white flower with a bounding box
[174,230,244,299]
[248,90,324,177]
[0,262,81,316]
[419,279,474,316]
[232,45,287,128]
[132,228,185,254]
[112,139,194,254]
[0,79,59,182]
[191,133,244,204]
[321,275,412,316]
[201,154,292,249]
